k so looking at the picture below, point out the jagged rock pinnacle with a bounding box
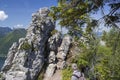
[1,7,55,80]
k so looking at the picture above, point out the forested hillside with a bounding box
[0,27,12,39]
[0,28,26,57]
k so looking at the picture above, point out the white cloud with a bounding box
[0,10,8,21]
[14,24,24,28]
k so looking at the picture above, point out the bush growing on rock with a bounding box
[51,29,58,35]
[62,67,72,80]
[20,42,31,50]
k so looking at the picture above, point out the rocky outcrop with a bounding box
[1,7,55,80]
[1,7,72,80]
[43,34,72,80]
[56,35,72,69]
[43,32,62,80]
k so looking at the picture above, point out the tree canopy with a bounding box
[49,0,120,35]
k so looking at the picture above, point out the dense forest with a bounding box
[49,0,120,80]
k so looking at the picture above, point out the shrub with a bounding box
[51,29,58,35]
[0,73,3,79]
[62,67,72,80]
[20,42,31,50]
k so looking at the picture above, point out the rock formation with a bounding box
[1,7,72,80]
[43,33,72,80]
[56,35,72,69]
[44,32,62,79]
[1,7,55,80]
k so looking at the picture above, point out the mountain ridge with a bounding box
[0,27,12,39]
[0,28,26,57]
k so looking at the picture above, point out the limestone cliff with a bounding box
[1,8,72,80]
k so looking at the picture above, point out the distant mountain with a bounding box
[0,27,12,39]
[0,28,26,57]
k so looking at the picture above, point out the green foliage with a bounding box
[94,46,112,80]
[72,55,88,68]
[49,0,107,36]
[71,44,113,80]
[0,27,12,39]
[102,28,120,48]
[0,28,26,57]
[50,0,120,39]
[101,28,120,80]
[0,73,3,79]
[0,73,1,78]
[62,67,72,80]
[20,42,31,50]
[51,29,58,35]
[66,29,120,80]
[73,28,120,80]
[70,41,89,66]
[52,0,120,79]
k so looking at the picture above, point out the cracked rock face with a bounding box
[1,7,55,80]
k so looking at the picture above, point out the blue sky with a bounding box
[0,0,57,28]
[0,0,111,32]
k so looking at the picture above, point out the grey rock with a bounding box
[57,61,66,69]
[43,34,72,80]
[43,32,62,79]
[57,35,72,69]
[57,35,72,60]
[2,7,55,80]
[44,63,56,78]
[2,42,18,72]
[48,51,56,63]
[48,32,62,51]
[18,38,25,44]
[1,7,72,80]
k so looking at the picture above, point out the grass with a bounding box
[62,66,72,80]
